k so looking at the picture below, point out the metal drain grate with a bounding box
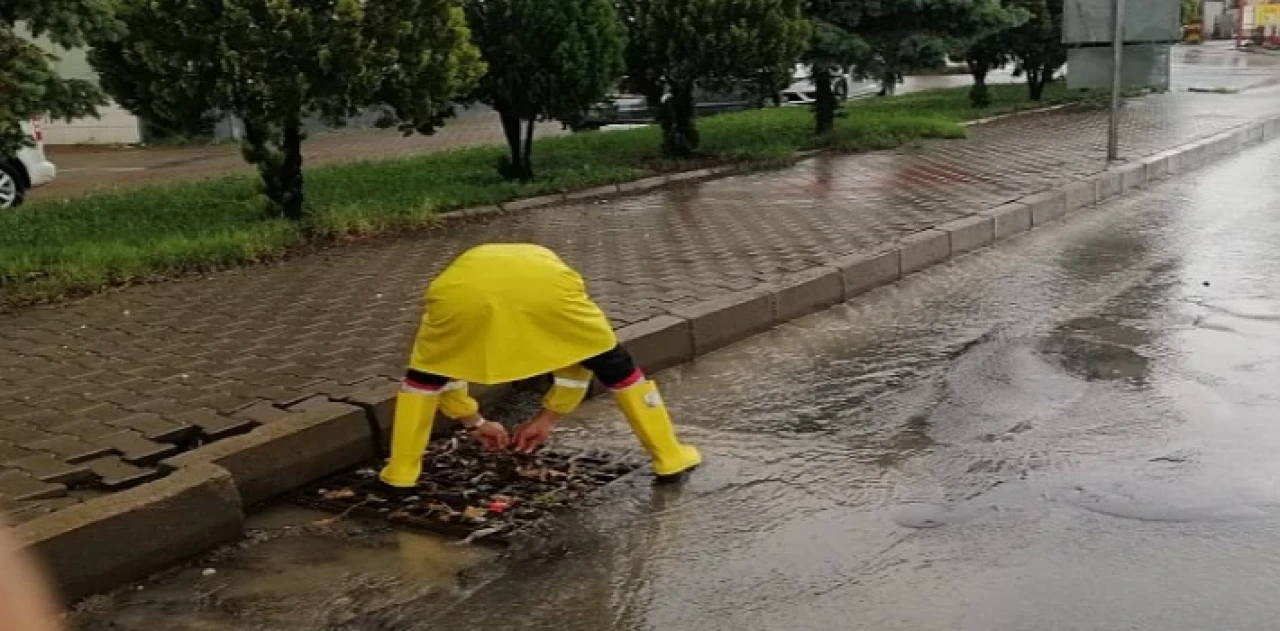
[293,432,640,544]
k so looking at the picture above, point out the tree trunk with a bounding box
[241,119,279,209]
[879,72,898,97]
[660,82,699,157]
[968,61,991,108]
[814,66,836,136]
[496,106,532,181]
[1039,62,1057,97]
[1026,66,1046,101]
[523,118,535,179]
[242,117,304,221]
[278,118,304,222]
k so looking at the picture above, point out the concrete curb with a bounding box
[17,463,242,602]
[29,113,1280,604]
[162,401,374,506]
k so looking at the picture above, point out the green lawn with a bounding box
[1,82,1094,307]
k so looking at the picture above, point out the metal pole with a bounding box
[1237,0,1246,48]
[1108,0,1125,162]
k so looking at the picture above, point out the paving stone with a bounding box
[48,419,120,442]
[175,409,259,440]
[26,434,115,464]
[0,470,67,502]
[98,430,180,465]
[81,455,164,490]
[8,454,95,484]
[0,424,57,447]
[108,413,196,444]
[233,401,293,425]
[0,441,39,462]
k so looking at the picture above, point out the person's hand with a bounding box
[463,416,509,451]
[513,410,560,453]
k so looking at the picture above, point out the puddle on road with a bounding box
[69,506,495,630]
[1054,481,1272,523]
[888,501,992,529]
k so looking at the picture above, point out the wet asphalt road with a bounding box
[78,136,1280,629]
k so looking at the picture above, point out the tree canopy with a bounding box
[621,0,811,156]
[805,0,1023,129]
[465,0,624,179]
[91,0,484,220]
[0,0,122,154]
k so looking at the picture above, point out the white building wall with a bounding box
[25,27,142,145]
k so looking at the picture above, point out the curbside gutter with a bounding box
[22,114,1280,605]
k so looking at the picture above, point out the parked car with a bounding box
[1,119,57,209]
[781,65,878,105]
[580,84,765,129]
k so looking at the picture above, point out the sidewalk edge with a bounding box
[16,463,243,603]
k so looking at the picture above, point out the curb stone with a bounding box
[941,215,996,256]
[33,112,1280,604]
[616,315,693,374]
[667,288,777,357]
[832,247,902,298]
[17,463,242,603]
[1064,179,1098,211]
[162,401,373,506]
[981,202,1033,239]
[1025,190,1069,226]
[899,229,951,275]
[773,266,845,322]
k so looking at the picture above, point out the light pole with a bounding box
[1108,0,1126,162]
[1237,0,1247,48]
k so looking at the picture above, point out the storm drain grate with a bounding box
[292,431,640,545]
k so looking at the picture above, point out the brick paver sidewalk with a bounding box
[2,89,1279,522]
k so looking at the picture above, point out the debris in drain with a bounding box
[292,432,640,545]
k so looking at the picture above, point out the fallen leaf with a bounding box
[462,506,488,520]
[426,502,458,516]
[322,489,356,501]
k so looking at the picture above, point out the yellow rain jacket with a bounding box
[408,244,617,385]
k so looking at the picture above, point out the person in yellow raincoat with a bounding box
[380,244,701,488]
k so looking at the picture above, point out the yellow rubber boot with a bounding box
[379,388,441,488]
[612,379,701,480]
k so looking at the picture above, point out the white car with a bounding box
[782,65,877,105]
[1,119,57,208]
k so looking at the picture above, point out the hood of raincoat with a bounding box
[408,244,617,385]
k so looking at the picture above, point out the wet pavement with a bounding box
[5,63,1280,525]
[37,44,1278,200]
[1175,42,1280,91]
[74,124,1280,629]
